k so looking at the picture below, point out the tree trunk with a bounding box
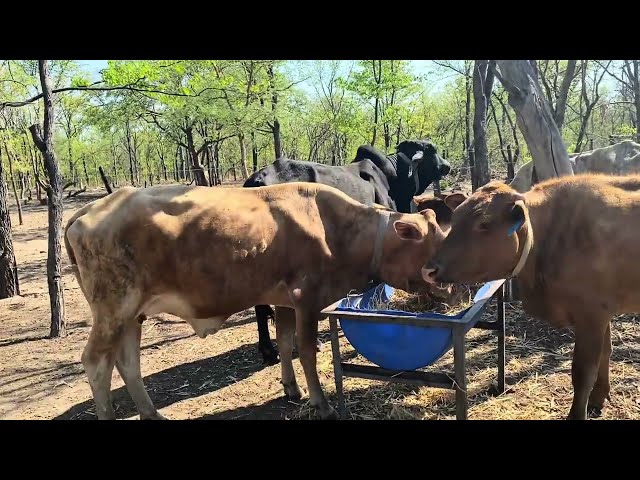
[82,155,90,187]
[494,60,573,181]
[214,142,221,185]
[183,127,208,186]
[251,132,258,173]
[5,147,23,226]
[238,133,249,179]
[631,60,640,137]
[472,60,495,189]
[464,61,472,173]
[125,121,135,186]
[0,146,18,299]
[29,60,66,338]
[554,60,577,131]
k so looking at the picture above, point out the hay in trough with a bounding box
[373,283,481,316]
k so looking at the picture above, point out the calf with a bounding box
[423,174,640,419]
[413,189,469,234]
[65,182,446,420]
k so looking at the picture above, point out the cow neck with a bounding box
[510,200,534,278]
[369,210,391,275]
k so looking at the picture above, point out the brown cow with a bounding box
[422,173,640,420]
[64,182,446,420]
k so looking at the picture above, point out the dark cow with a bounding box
[244,139,451,364]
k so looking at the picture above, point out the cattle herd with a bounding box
[63,138,640,421]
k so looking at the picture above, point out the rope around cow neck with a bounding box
[510,199,534,278]
[370,210,391,274]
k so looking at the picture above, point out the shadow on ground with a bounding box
[54,341,271,420]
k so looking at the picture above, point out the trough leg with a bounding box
[453,326,467,420]
[329,315,346,420]
[497,285,506,394]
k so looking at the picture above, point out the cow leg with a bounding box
[587,322,612,417]
[567,318,608,420]
[115,318,166,420]
[295,307,337,420]
[81,322,121,420]
[255,305,279,365]
[275,306,302,400]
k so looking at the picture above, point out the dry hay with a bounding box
[377,283,481,316]
[291,301,640,420]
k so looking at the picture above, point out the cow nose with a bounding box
[421,264,439,284]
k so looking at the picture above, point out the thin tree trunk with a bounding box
[82,155,90,187]
[0,146,18,298]
[472,60,495,189]
[464,61,472,173]
[251,132,258,173]
[554,60,577,131]
[5,147,23,225]
[238,133,249,179]
[494,60,573,181]
[29,60,66,338]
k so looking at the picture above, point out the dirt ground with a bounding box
[1,185,639,420]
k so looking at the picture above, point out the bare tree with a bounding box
[493,60,573,181]
[538,60,579,131]
[575,61,611,152]
[29,60,66,338]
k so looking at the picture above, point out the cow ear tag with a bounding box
[507,218,524,236]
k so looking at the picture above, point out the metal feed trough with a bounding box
[321,278,506,420]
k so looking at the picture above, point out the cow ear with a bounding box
[394,220,423,241]
[507,199,526,234]
[444,193,467,211]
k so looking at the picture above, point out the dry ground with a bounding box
[1,184,640,420]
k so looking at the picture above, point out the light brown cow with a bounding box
[422,173,640,420]
[64,182,446,420]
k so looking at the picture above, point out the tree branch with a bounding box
[1,80,224,110]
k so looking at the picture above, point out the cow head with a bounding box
[243,158,314,187]
[422,181,530,285]
[413,190,469,234]
[378,208,450,295]
[397,139,451,185]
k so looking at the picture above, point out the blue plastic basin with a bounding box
[334,281,498,371]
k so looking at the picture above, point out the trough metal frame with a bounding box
[321,279,506,420]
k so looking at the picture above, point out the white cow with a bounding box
[509,141,640,193]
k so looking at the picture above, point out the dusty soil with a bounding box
[1,185,639,420]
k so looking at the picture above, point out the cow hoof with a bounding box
[283,382,303,401]
[587,405,603,418]
[565,410,587,420]
[259,343,280,365]
[141,411,168,420]
[318,405,339,420]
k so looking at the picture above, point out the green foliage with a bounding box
[1,59,638,190]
